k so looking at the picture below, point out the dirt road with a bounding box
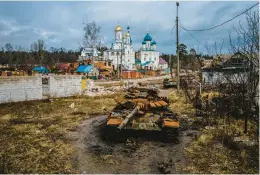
[71,88,198,174]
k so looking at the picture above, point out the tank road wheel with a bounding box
[139,123,147,130]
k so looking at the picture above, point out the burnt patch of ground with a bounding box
[72,115,198,174]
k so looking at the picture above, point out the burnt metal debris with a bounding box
[163,78,177,89]
[105,87,180,140]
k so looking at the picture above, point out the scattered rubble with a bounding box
[233,136,257,146]
[102,154,112,161]
[125,137,138,150]
[205,126,216,130]
[157,159,174,174]
[82,79,162,97]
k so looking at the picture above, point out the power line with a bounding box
[171,24,176,35]
[181,2,259,32]
[179,23,208,50]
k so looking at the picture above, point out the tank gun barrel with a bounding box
[117,106,138,130]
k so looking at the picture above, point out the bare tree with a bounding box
[5,43,13,52]
[30,39,46,65]
[83,21,104,49]
[228,11,259,133]
[211,11,260,133]
[5,43,13,64]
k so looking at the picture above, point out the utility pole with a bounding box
[169,54,173,79]
[121,40,123,79]
[117,52,119,78]
[176,2,180,91]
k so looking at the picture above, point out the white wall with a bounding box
[202,71,248,85]
[0,75,83,104]
[0,76,42,104]
[47,75,82,98]
[159,64,168,70]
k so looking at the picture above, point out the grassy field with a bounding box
[168,89,258,174]
[0,89,258,174]
[184,116,258,174]
[0,93,124,173]
[168,89,195,116]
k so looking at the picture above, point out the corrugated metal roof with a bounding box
[32,66,49,73]
[76,65,93,73]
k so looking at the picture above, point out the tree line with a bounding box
[161,43,214,71]
[0,40,81,69]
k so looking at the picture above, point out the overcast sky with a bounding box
[0,1,258,54]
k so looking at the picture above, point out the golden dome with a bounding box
[115,24,122,31]
[125,31,130,37]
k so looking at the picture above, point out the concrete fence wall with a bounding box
[95,75,170,85]
[0,75,82,104]
[0,74,168,104]
[0,75,42,104]
[48,75,82,98]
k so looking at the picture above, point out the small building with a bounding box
[32,66,49,74]
[159,57,168,70]
[94,61,113,78]
[202,53,249,85]
[79,48,101,61]
[76,65,99,79]
[94,61,113,71]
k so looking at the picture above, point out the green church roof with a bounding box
[144,33,152,41]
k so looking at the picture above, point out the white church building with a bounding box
[103,24,135,70]
[78,48,101,61]
[136,32,160,70]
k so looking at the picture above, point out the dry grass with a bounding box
[168,89,195,116]
[184,116,259,174]
[0,93,124,173]
[201,91,220,99]
[168,90,258,174]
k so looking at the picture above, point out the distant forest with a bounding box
[0,40,81,67]
[0,39,208,70]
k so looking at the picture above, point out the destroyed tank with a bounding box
[163,78,177,89]
[106,88,180,140]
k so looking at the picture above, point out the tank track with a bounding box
[162,128,179,141]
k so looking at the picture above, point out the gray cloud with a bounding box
[0,1,257,54]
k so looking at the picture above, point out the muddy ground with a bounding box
[69,89,199,174]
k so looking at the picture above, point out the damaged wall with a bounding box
[0,75,42,104]
[47,75,82,98]
[0,75,82,104]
